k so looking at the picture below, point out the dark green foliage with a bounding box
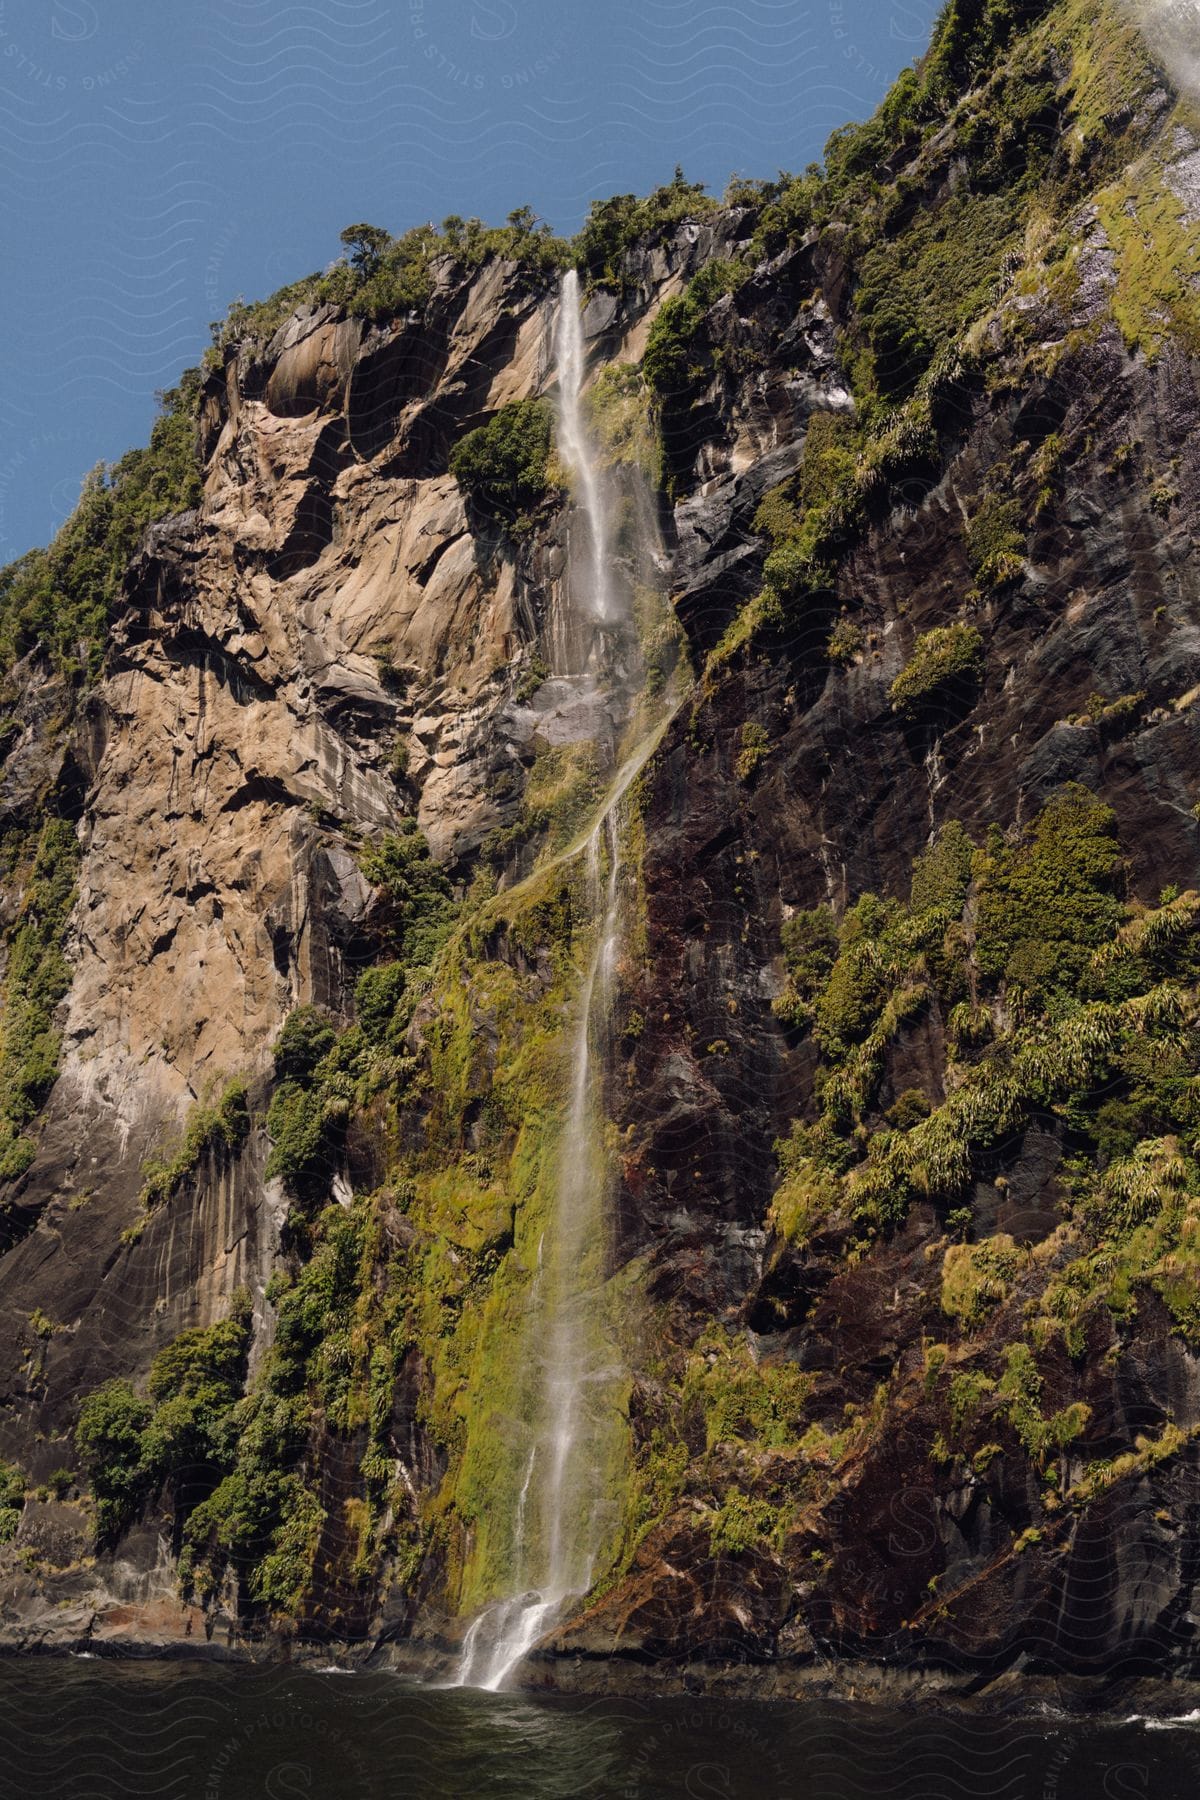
[355,963,408,1046]
[0,1460,24,1542]
[266,824,451,1195]
[138,1298,252,1488]
[890,623,985,722]
[856,191,1026,399]
[448,399,555,532]
[326,223,440,318]
[265,1064,337,1195]
[439,207,571,281]
[213,212,572,354]
[888,1088,934,1128]
[966,494,1026,586]
[75,1296,266,1567]
[974,785,1124,990]
[782,907,839,991]
[911,820,976,914]
[0,818,82,1180]
[339,223,390,277]
[272,1006,337,1084]
[574,167,717,288]
[75,1380,153,1541]
[0,375,202,679]
[184,1469,324,1612]
[359,819,455,967]
[177,1198,407,1610]
[771,784,1200,1308]
[775,905,840,1029]
[920,0,1054,102]
[642,261,745,400]
[813,897,901,1056]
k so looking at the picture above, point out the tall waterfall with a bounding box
[553,268,617,626]
[453,271,666,1692]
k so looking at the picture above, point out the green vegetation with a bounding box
[640,256,751,499]
[972,785,1123,989]
[358,820,456,967]
[1096,144,1200,359]
[754,412,862,603]
[209,171,718,356]
[76,1294,259,1554]
[138,1079,250,1212]
[769,791,1198,1256]
[685,1330,810,1451]
[0,1461,24,1542]
[74,1278,372,1612]
[212,211,572,350]
[827,616,864,665]
[734,722,770,784]
[0,818,82,1181]
[965,495,1026,587]
[263,822,455,1196]
[573,168,718,290]
[0,376,202,680]
[889,623,985,723]
[585,364,660,480]
[756,781,1200,1562]
[708,1491,781,1557]
[642,259,747,400]
[448,399,557,534]
[941,1235,1020,1324]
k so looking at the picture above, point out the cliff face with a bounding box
[2,0,1200,1698]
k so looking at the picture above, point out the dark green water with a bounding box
[0,1659,1195,1798]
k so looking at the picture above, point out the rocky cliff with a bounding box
[1,0,1200,1703]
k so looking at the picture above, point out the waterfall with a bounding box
[453,749,664,1692]
[554,268,617,626]
[453,271,674,1691]
[452,813,615,1692]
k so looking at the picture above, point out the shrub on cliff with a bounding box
[0,374,202,680]
[75,1380,153,1541]
[359,819,455,967]
[642,260,745,401]
[137,1078,250,1214]
[574,167,717,288]
[889,622,985,722]
[76,1298,257,1552]
[973,785,1124,990]
[449,399,555,532]
[0,818,82,1182]
[0,1461,24,1543]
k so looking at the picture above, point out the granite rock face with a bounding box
[2,0,1200,1699]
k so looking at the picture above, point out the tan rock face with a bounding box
[0,237,704,1476]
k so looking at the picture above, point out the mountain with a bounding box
[1,0,1200,1704]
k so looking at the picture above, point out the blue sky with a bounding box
[0,0,940,561]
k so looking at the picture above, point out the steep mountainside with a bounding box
[2,0,1200,1702]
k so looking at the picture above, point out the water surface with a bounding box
[0,1659,1194,1798]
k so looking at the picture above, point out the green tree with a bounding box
[339,223,390,278]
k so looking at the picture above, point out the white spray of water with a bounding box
[451,272,637,1692]
[554,268,618,626]
[1125,1,1200,103]
[452,732,667,1692]
[451,268,685,1692]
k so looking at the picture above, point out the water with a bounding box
[454,802,634,1689]
[554,267,617,626]
[0,1658,1195,1799]
[454,270,662,1689]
